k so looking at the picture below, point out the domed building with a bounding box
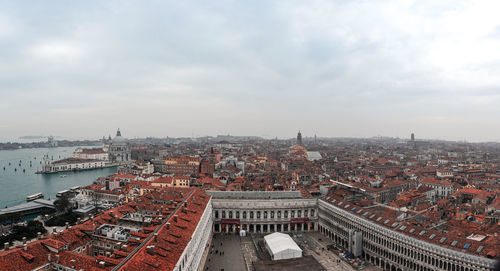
[108,128,132,163]
[289,131,308,160]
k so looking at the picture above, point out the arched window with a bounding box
[250,211,254,219]
[222,211,226,218]
[236,211,240,219]
[243,211,247,219]
[215,211,219,219]
[229,211,233,218]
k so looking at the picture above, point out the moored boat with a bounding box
[26,193,44,201]
[56,190,70,198]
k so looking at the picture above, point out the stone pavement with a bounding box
[240,236,257,271]
[203,234,246,271]
[299,232,381,271]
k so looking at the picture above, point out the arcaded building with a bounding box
[209,191,498,271]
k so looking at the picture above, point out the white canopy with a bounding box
[264,232,302,260]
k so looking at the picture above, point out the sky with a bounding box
[1,0,500,142]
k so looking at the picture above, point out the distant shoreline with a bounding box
[0,140,101,150]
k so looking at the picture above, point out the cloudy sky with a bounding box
[1,0,500,142]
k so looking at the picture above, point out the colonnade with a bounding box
[214,220,316,233]
[317,199,495,271]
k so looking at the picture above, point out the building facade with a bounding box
[317,198,496,271]
[209,191,318,234]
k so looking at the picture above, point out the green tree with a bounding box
[53,197,70,213]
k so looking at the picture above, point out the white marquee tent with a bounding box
[264,232,302,260]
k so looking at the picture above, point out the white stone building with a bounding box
[108,129,132,163]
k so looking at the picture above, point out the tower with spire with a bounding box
[297,131,303,146]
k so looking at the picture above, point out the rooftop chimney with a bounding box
[166,223,170,230]
[99,261,106,269]
[4,242,9,251]
[56,254,60,264]
[173,215,178,222]
[48,254,51,262]
[22,237,27,245]
[146,245,155,255]
[23,244,27,251]
[77,218,81,224]
[53,227,57,234]
[37,232,42,240]
[154,233,158,242]
[65,222,69,229]
[71,259,76,269]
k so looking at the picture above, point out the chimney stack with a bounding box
[99,261,106,269]
[56,254,60,264]
[154,233,158,242]
[71,259,76,269]
[37,232,42,240]
[184,202,187,207]
[23,244,27,251]
[77,217,81,224]
[173,215,178,222]
[146,245,155,255]
[22,237,27,245]
[166,223,170,230]
[4,242,9,251]
[65,222,69,229]
[48,254,51,262]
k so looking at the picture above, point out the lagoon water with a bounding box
[0,146,116,208]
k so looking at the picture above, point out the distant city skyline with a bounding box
[0,131,495,144]
[1,1,500,142]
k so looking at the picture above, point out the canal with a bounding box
[0,146,117,208]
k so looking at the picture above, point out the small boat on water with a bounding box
[26,193,44,201]
[59,174,67,178]
[56,190,70,198]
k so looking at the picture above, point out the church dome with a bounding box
[112,129,127,144]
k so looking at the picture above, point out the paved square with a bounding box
[203,234,246,271]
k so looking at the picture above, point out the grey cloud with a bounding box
[0,0,500,141]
